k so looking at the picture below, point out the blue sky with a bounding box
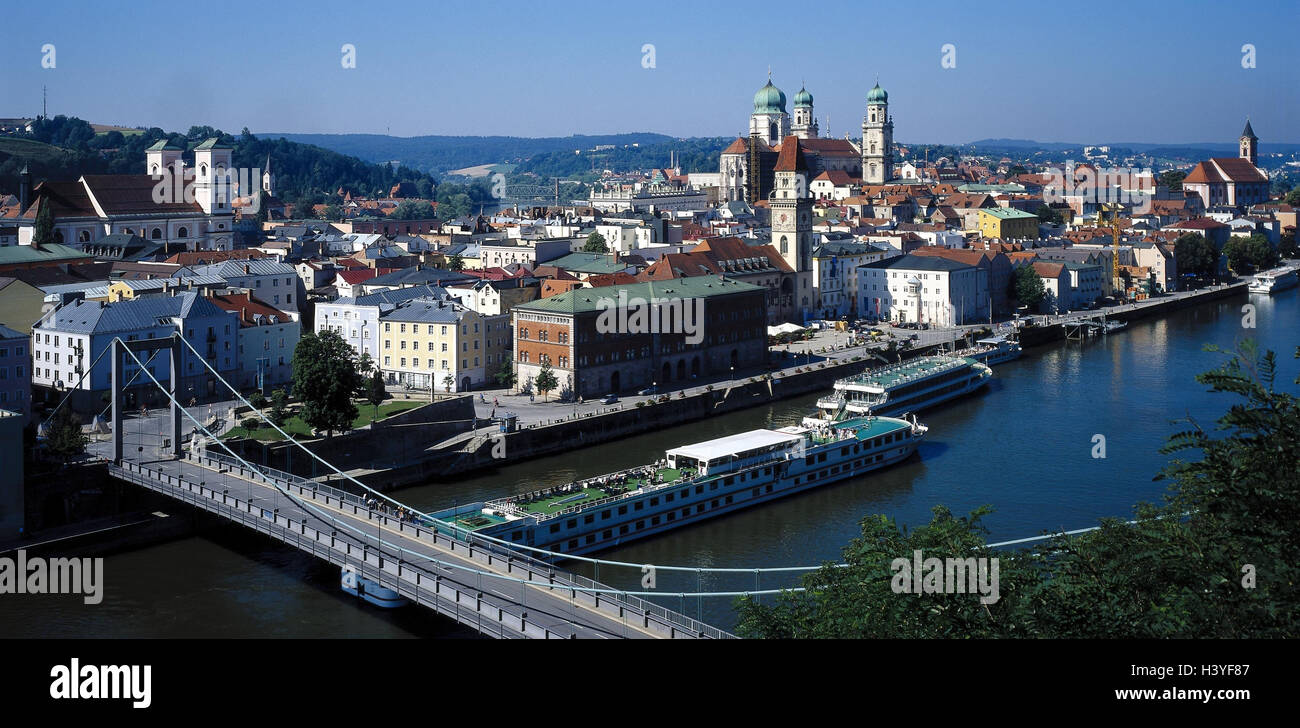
[2,0,1296,144]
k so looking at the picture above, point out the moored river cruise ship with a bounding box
[808,355,992,423]
[429,415,928,558]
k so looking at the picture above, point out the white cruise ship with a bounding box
[807,355,992,424]
[1248,265,1299,295]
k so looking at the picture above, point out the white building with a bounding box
[207,292,300,391]
[858,254,986,326]
[190,258,302,312]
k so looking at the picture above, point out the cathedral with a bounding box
[718,75,897,203]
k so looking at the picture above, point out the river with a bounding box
[2,289,1295,636]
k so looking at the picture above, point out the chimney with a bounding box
[162,280,170,294]
[244,263,251,274]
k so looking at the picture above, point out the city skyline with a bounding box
[2,0,1297,145]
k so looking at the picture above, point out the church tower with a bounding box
[750,74,790,147]
[862,81,894,184]
[262,153,275,198]
[1240,118,1259,167]
[792,84,818,140]
[193,138,234,215]
[772,136,813,312]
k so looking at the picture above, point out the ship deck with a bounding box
[517,467,688,516]
[840,356,968,389]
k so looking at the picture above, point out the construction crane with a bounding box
[1098,202,1125,301]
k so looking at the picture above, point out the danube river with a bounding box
[2,289,1296,636]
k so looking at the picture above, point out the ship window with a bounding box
[620,525,629,535]
[634,502,644,511]
[666,512,675,522]
[841,446,850,456]
[566,519,576,529]
[766,485,773,493]
[665,493,674,502]
[636,520,645,530]
[752,488,760,497]
[726,496,733,504]
[650,497,659,506]
[831,466,840,474]
[681,508,690,518]
[549,524,560,533]
[805,456,815,465]
[763,467,771,475]
[618,505,628,515]
[651,516,660,526]
[697,504,705,513]
[568,540,578,549]
[808,473,816,482]
[711,500,719,508]
[601,510,611,519]
[586,535,595,544]
[602,529,612,539]
[709,483,718,491]
[584,515,594,524]
[695,486,703,495]
[794,478,801,485]
[818,453,827,462]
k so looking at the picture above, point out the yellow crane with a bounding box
[1098,203,1124,300]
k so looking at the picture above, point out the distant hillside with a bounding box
[260,132,681,174]
[968,137,1300,159]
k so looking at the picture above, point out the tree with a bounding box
[442,372,455,393]
[321,203,344,221]
[1284,186,1300,207]
[1223,234,1279,275]
[583,232,608,253]
[365,369,387,421]
[448,253,465,272]
[248,391,268,417]
[1280,230,1298,260]
[1173,232,1218,279]
[32,202,55,246]
[1008,264,1045,309]
[291,330,361,437]
[391,200,437,220]
[534,360,558,401]
[1159,170,1186,192]
[1035,204,1062,225]
[355,351,375,378]
[268,389,289,428]
[494,354,517,389]
[736,342,1300,638]
[45,407,87,463]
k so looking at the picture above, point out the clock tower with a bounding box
[772,136,813,314]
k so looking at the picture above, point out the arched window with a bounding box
[54,230,64,243]
[151,228,162,240]
[780,235,788,253]
[199,163,208,176]
[177,227,188,238]
[150,164,159,175]
[78,230,90,242]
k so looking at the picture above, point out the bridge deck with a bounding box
[102,446,729,639]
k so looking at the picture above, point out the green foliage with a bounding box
[1034,204,1061,225]
[45,407,87,462]
[1222,234,1280,274]
[248,391,268,412]
[1284,186,1300,207]
[448,254,465,272]
[1159,170,1186,191]
[268,389,289,428]
[391,200,437,220]
[291,330,361,437]
[534,361,558,401]
[365,369,387,420]
[32,202,55,245]
[1280,230,1298,260]
[583,232,608,253]
[1174,232,1219,278]
[494,354,517,388]
[736,342,1300,638]
[1008,264,1045,308]
[240,417,261,431]
[442,372,455,393]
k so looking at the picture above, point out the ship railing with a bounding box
[495,464,662,512]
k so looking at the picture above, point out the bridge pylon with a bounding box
[111,335,184,463]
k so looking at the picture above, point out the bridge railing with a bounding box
[182,451,733,638]
[111,460,584,639]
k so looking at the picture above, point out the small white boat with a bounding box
[1248,266,1299,295]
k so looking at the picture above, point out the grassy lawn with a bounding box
[224,399,426,441]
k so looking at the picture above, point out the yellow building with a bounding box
[977,207,1040,240]
[378,298,486,392]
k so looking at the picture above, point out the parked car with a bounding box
[600,393,619,404]
[636,385,657,396]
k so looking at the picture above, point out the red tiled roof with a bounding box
[773,137,809,173]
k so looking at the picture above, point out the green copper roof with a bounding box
[867,82,888,104]
[145,139,182,151]
[516,277,763,315]
[979,207,1038,220]
[193,137,232,150]
[753,79,787,114]
[793,86,813,107]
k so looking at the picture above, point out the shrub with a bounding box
[240,417,260,430]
